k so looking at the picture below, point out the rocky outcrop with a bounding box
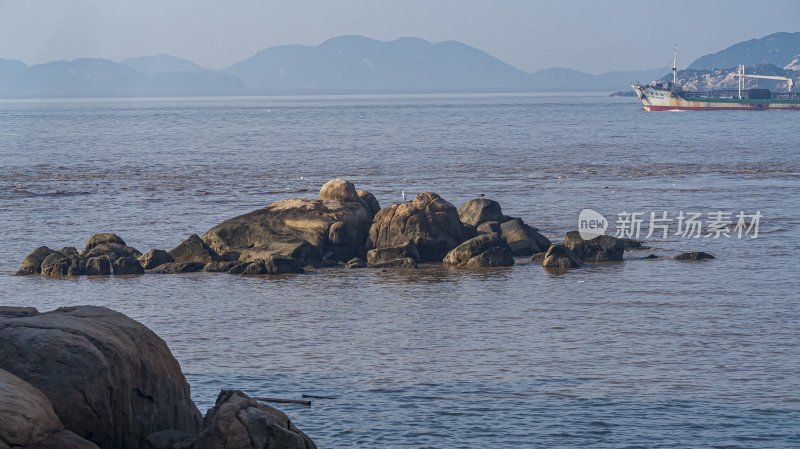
[16,246,58,275]
[203,179,373,264]
[82,241,142,261]
[673,251,715,261]
[148,390,315,449]
[0,368,99,449]
[542,244,583,269]
[563,231,624,262]
[443,233,514,268]
[169,234,220,264]
[366,242,420,268]
[138,249,174,270]
[367,192,467,262]
[457,198,506,227]
[238,242,321,266]
[500,218,551,256]
[0,306,203,449]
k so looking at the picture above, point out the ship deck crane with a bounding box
[735,64,795,98]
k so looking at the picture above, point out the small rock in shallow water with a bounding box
[112,256,144,275]
[345,257,366,269]
[85,257,111,275]
[148,262,206,274]
[673,251,714,261]
[542,244,583,269]
[138,249,174,270]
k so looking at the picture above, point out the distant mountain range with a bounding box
[1,32,798,98]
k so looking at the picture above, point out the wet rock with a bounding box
[443,233,514,268]
[190,390,316,449]
[0,368,100,449]
[530,252,546,264]
[82,243,143,261]
[563,231,624,262]
[227,263,249,275]
[85,257,111,276]
[112,256,145,275]
[366,242,420,267]
[367,192,467,262]
[619,238,645,250]
[357,190,381,218]
[149,262,206,274]
[169,234,220,264]
[542,244,583,269]
[500,218,551,256]
[644,254,659,259]
[16,246,57,275]
[138,249,174,270]
[0,306,203,449]
[673,251,715,261]
[458,198,506,227]
[203,179,373,263]
[40,252,72,277]
[59,246,80,258]
[203,261,239,272]
[345,257,366,269]
[240,256,304,275]
[239,241,321,266]
[476,221,502,234]
[84,233,126,252]
[368,257,417,269]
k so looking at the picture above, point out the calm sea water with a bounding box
[1,93,798,448]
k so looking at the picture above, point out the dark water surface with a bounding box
[1,94,798,448]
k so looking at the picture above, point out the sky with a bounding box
[1,0,798,74]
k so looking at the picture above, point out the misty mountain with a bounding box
[223,35,533,91]
[528,67,670,91]
[0,57,244,98]
[688,32,800,70]
[120,53,209,75]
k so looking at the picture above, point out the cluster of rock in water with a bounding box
[0,305,316,449]
[16,178,713,278]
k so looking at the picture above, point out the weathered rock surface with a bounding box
[357,190,381,218]
[169,234,220,264]
[185,390,316,449]
[149,262,206,274]
[202,261,238,273]
[367,192,467,262]
[443,233,514,268]
[530,252,546,264]
[673,251,715,261]
[368,257,417,269]
[40,252,72,277]
[82,243,143,261]
[85,257,111,275]
[238,242,321,266]
[0,368,99,449]
[0,306,203,449]
[563,231,624,262]
[476,221,501,234]
[366,242,420,267]
[239,256,304,275]
[112,256,145,275]
[138,249,175,270]
[542,244,583,269]
[458,198,506,227]
[203,179,373,263]
[344,257,366,269]
[16,246,57,275]
[500,218,551,256]
[84,233,127,252]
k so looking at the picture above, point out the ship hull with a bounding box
[632,84,800,111]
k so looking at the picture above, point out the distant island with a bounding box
[1,32,798,98]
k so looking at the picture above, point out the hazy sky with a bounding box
[1,0,798,74]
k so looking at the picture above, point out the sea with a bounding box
[1,93,798,448]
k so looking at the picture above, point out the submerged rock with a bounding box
[169,234,220,264]
[673,251,715,261]
[563,231,624,262]
[366,242,420,267]
[542,244,583,269]
[240,256,304,275]
[0,306,203,449]
[530,252,546,264]
[149,262,206,274]
[367,192,467,262]
[16,246,57,275]
[443,233,514,268]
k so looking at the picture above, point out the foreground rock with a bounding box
[0,306,203,449]
[563,231,624,262]
[674,251,715,261]
[542,244,583,269]
[203,179,373,264]
[0,368,100,449]
[443,233,514,268]
[148,390,316,449]
[367,192,467,262]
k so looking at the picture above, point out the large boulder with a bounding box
[563,231,624,262]
[39,252,73,277]
[0,306,203,449]
[169,234,220,264]
[500,218,551,256]
[84,233,127,252]
[443,233,514,268]
[202,180,373,263]
[16,246,58,276]
[542,244,583,269]
[0,368,99,449]
[138,249,174,270]
[367,192,467,262]
[457,198,506,227]
[85,257,111,276]
[185,390,316,449]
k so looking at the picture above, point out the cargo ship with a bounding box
[631,46,800,111]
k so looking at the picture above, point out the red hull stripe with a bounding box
[645,105,800,111]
